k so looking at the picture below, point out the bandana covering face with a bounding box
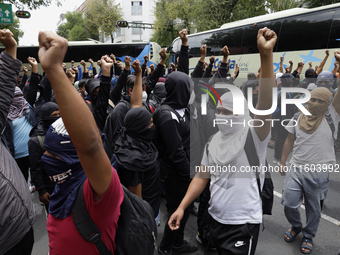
[41,118,87,219]
[208,92,251,166]
[8,87,30,120]
[298,87,332,134]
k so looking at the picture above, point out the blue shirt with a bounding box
[12,116,32,159]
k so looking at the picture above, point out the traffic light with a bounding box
[15,11,30,18]
[117,20,129,27]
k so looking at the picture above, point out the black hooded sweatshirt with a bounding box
[87,76,111,132]
[153,71,192,179]
[28,102,59,196]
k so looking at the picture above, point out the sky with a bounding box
[12,0,86,46]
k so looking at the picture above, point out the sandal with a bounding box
[284,226,301,242]
[300,237,313,254]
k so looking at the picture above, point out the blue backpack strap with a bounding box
[72,182,113,255]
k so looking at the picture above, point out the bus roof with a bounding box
[171,3,340,43]
[16,41,151,48]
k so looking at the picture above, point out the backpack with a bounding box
[293,111,338,155]
[37,135,45,150]
[72,182,157,255]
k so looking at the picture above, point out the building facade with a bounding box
[76,0,156,43]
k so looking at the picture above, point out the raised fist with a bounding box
[257,27,277,53]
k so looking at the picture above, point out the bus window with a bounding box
[242,21,281,54]
[189,33,212,57]
[278,11,334,52]
[171,38,182,54]
[328,10,340,49]
[242,25,260,54]
[202,28,244,55]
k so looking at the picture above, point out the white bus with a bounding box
[168,3,340,85]
[10,41,162,74]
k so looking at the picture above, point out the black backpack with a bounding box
[152,104,188,158]
[72,182,157,255]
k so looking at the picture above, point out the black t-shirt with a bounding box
[118,165,161,218]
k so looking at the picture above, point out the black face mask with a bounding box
[43,116,60,130]
[144,125,156,142]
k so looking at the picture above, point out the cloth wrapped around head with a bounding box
[41,118,87,219]
[208,91,251,166]
[114,107,158,172]
[8,87,29,120]
[298,87,332,133]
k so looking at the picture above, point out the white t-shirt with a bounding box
[285,105,340,167]
[201,127,270,225]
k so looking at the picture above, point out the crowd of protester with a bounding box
[1,25,340,255]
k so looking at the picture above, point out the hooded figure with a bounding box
[41,118,87,219]
[148,82,166,103]
[316,71,335,94]
[28,102,59,212]
[86,78,101,105]
[114,107,160,217]
[115,108,158,172]
[298,87,332,133]
[299,68,318,89]
[29,102,59,136]
[163,71,192,109]
[8,87,29,120]
[208,92,251,167]
[4,87,36,181]
[155,71,194,253]
[281,73,295,88]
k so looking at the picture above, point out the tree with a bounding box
[85,0,123,43]
[151,0,267,47]
[56,11,98,41]
[0,0,61,10]
[150,0,175,47]
[266,0,302,13]
[0,14,24,45]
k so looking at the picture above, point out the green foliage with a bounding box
[85,0,123,43]
[151,0,267,47]
[0,0,61,10]
[266,0,301,12]
[56,11,98,41]
[0,14,24,45]
[151,0,339,47]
